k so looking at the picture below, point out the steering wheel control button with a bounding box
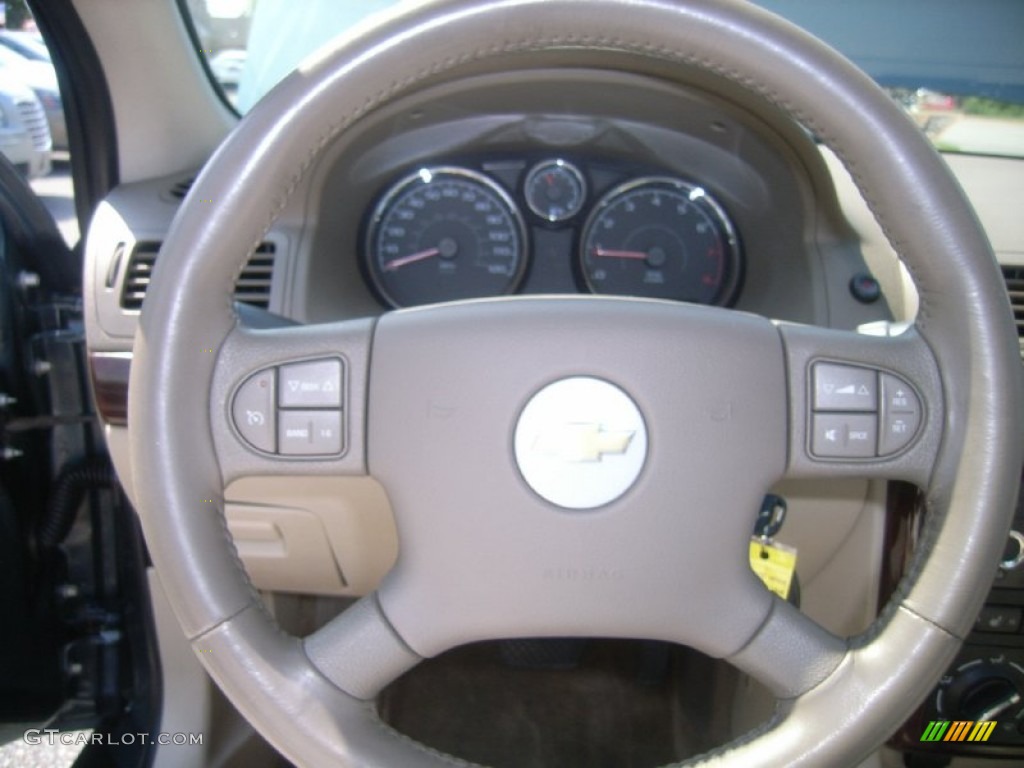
[231,368,276,453]
[231,357,346,456]
[808,363,923,460]
[514,377,647,510]
[879,408,921,455]
[812,363,877,411]
[278,410,343,456]
[278,359,343,408]
[878,373,922,455]
[811,413,877,459]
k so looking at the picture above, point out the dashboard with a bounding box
[87,68,893,340]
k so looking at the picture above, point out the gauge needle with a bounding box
[593,248,649,260]
[383,247,440,272]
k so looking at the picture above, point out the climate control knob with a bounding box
[936,658,1024,725]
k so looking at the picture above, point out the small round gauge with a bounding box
[366,167,527,308]
[579,177,741,304]
[524,159,586,222]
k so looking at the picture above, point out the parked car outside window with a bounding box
[0,74,49,178]
[0,40,64,150]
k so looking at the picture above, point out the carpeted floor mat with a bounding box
[377,639,742,767]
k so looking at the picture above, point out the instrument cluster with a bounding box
[362,156,743,309]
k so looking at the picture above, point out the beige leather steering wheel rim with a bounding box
[128,1,1023,765]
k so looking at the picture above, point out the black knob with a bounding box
[1001,530,1024,571]
[849,273,882,304]
[939,660,1024,722]
[959,677,1017,721]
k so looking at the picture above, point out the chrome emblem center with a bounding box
[514,377,647,509]
[531,423,635,463]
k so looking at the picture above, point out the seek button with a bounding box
[279,359,342,409]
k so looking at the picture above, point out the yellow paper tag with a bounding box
[749,538,797,599]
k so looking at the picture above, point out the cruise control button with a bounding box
[279,410,343,456]
[880,373,920,415]
[813,363,877,412]
[880,409,921,455]
[279,359,342,409]
[879,373,922,455]
[811,413,877,458]
[232,368,276,453]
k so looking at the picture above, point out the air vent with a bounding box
[1001,265,1024,360]
[169,177,195,199]
[234,242,275,309]
[119,241,159,310]
[119,241,275,311]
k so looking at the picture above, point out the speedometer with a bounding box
[366,167,527,308]
[579,177,741,305]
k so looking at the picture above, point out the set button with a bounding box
[232,357,344,457]
[810,362,922,460]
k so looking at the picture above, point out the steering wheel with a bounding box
[128,0,1024,764]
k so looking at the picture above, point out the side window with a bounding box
[0,5,75,246]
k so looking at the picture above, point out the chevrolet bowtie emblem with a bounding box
[531,423,635,463]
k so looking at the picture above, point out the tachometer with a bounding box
[366,167,527,308]
[579,177,741,304]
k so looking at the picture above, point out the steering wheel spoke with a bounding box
[778,322,944,487]
[728,595,847,699]
[210,318,374,484]
[305,593,422,700]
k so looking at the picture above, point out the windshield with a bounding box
[183,0,1024,158]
